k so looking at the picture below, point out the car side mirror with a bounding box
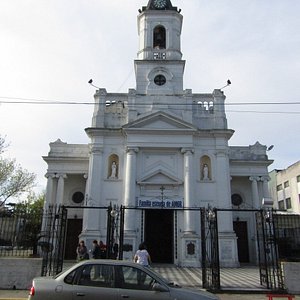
[152,283,169,292]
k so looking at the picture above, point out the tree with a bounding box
[0,135,36,207]
[14,192,45,256]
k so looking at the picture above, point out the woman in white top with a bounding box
[134,243,151,267]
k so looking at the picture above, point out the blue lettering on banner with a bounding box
[138,199,183,209]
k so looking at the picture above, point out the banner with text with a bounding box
[137,198,183,209]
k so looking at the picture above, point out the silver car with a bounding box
[28,260,218,300]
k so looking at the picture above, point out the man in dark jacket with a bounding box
[91,240,101,259]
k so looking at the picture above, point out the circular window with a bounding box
[72,192,84,204]
[231,194,243,206]
[154,74,166,86]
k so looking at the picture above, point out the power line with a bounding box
[1,96,300,106]
[1,96,300,115]
[227,110,300,115]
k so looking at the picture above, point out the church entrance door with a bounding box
[144,209,174,264]
[233,220,250,263]
[65,218,83,260]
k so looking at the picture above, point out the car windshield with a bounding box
[54,264,75,279]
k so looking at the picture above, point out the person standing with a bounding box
[134,243,151,285]
[76,240,89,261]
[91,240,101,259]
[134,242,151,266]
[99,240,107,259]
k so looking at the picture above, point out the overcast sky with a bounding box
[1,0,300,195]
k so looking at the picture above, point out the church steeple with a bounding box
[137,0,182,61]
[135,0,184,94]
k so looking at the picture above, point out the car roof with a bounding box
[61,259,148,275]
[76,259,140,267]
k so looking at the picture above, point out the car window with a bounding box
[119,266,155,290]
[64,269,77,284]
[77,264,114,288]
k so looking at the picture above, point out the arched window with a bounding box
[153,26,166,49]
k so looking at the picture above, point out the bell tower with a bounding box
[135,0,185,94]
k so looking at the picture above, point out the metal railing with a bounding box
[0,208,43,257]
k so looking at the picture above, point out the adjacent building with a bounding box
[43,0,273,267]
[269,161,300,214]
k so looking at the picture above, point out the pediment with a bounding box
[123,111,196,131]
[137,169,182,186]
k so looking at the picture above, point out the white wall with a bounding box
[0,258,42,290]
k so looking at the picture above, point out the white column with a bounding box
[82,145,103,234]
[249,176,260,208]
[216,150,239,267]
[45,173,55,207]
[261,176,271,198]
[56,174,67,207]
[181,148,195,234]
[124,147,139,232]
[216,150,233,231]
[41,173,55,235]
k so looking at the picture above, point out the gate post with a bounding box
[201,207,220,291]
[106,205,113,259]
[200,208,206,287]
[119,205,125,260]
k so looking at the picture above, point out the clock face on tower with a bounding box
[153,0,167,9]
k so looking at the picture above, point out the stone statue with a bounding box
[110,161,117,179]
[203,164,209,180]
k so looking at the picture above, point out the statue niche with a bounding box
[200,155,211,181]
[108,154,119,179]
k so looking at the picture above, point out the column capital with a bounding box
[55,173,67,179]
[181,147,194,155]
[89,144,103,154]
[260,175,270,182]
[45,173,56,179]
[126,147,139,153]
[83,173,88,179]
[249,176,260,182]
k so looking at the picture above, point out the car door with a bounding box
[116,265,171,300]
[71,263,118,300]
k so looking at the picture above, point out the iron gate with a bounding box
[40,205,221,289]
[201,207,220,291]
[40,205,68,276]
[256,210,284,290]
[106,205,124,260]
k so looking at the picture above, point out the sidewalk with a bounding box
[0,289,28,300]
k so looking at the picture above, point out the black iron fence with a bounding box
[0,207,43,257]
[274,213,300,262]
[1,204,300,290]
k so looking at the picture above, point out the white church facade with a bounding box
[43,0,273,267]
